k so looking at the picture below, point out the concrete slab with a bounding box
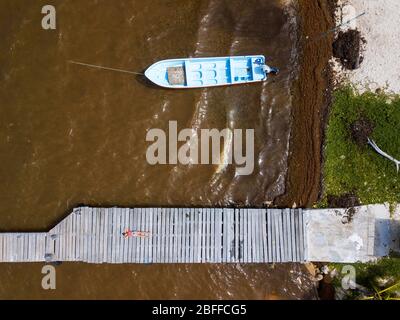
[304,204,396,263]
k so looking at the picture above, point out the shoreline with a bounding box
[276,0,335,208]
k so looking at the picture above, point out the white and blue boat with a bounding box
[144,55,278,89]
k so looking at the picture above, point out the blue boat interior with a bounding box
[145,55,269,88]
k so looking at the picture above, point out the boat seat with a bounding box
[167,67,186,85]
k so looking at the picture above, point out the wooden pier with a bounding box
[0,207,305,264]
[1,205,396,264]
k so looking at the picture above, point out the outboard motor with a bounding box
[263,64,279,75]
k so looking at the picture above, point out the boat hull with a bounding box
[144,55,273,89]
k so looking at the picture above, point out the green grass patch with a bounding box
[321,86,400,205]
[330,257,400,299]
[322,86,400,299]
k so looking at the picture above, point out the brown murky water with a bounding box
[0,0,317,299]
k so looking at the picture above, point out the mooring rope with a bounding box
[308,11,367,41]
[368,138,400,173]
[68,60,144,75]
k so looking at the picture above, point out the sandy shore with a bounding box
[334,0,400,93]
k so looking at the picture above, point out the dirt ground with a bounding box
[350,116,374,147]
[276,0,336,207]
[333,29,365,70]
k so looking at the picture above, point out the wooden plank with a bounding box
[192,209,197,263]
[75,212,79,261]
[70,213,75,261]
[225,209,230,263]
[214,209,219,263]
[30,235,35,262]
[82,208,89,262]
[160,208,165,263]
[148,208,153,263]
[0,235,3,261]
[260,209,266,262]
[138,208,142,263]
[74,212,80,261]
[238,209,243,263]
[108,208,113,263]
[287,208,293,262]
[105,208,111,263]
[171,209,176,263]
[127,209,136,263]
[145,209,150,263]
[255,209,261,263]
[166,208,171,263]
[209,208,213,262]
[196,209,201,263]
[132,208,138,263]
[147,208,152,263]
[298,209,304,261]
[112,208,118,264]
[87,208,93,263]
[251,209,257,263]
[123,209,130,263]
[247,209,252,263]
[102,208,108,263]
[292,209,299,261]
[290,209,296,261]
[114,208,125,264]
[84,208,90,263]
[72,212,77,261]
[135,208,140,263]
[200,209,205,262]
[226,209,231,263]
[169,208,175,263]
[175,208,181,263]
[109,208,115,263]
[117,209,123,263]
[278,210,284,262]
[0,235,4,261]
[153,208,158,263]
[256,209,262,263]
[234,209,239,263]
[156,208,161,263]
[117,208,123,263]
[302,209,308,262]
[210,208,215,263]
[253,209,258,263]
[92,208,98,263]
[183,208,191,263]
[261,209,267,262]
[248,209,253,263]
[181,209,186,263]
[270,209,276,263]
[204,208,209,262]
[61,218,67,261]
[33,235,37,261]
[274,210,281,262]
[186,208,190,264]
[248,210,253,263]
[242,209,247,263]
[183,209,188,263]
[96,208,105,263]
[77,209,83,261]
[283,209,289,262]
[165,209,171,263]
[93,210,98,263]
[86,208,93,262]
